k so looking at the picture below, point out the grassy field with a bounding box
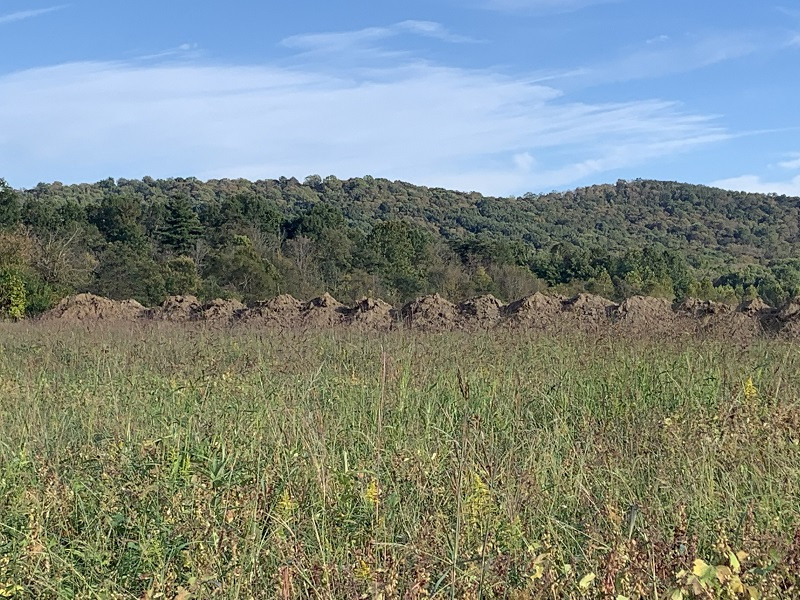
[0,324,798,599]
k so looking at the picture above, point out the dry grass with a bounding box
[0,323,798,598]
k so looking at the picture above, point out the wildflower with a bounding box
[743,377,758,402]
[364,479,381,506]
[277,489,298,515]
[354,560,372,581]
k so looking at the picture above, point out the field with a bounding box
[0,323,799,598]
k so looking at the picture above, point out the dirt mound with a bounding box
[675,298,732,318]
[612,295,682,336]
[197,298,247,323]
[563,293,616,317]
[41,293,146,322]
[238,294,302,326]
[503,292,565,329]
[777,297,800,322]
[401,294,458,330]
[775,297,800,338]
[347,297,396,331]
[152,295,202,321]
[738,297,772,316]
[457,295,505,329]
[300,293,348,327]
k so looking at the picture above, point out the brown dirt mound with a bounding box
[197,298,247,323]
[563,293,616,317]
[675,298,732,318]
[41,293,146,322]
[613,295,684,336]
[775,297,800,338]
[238,294,302,326]
[300,293,348,327]
[560,293,616,332]
[347,297,396,331]
[503,292,565,329]
[151,295,202,321]
[457,295,505,329]
[738,297,772,316]
[401,294,458,330]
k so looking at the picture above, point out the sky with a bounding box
[1,1,799,196]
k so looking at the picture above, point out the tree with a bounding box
[203,236,279,303]
[89,193,145,246]
[161,195,202,255]
[92,244,166,305]
[0,179,21,229]
[0,268,26,319]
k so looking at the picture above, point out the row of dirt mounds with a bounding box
[35,291,800,340]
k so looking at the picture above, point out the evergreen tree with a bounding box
[161,195,202,255]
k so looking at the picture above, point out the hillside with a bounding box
[1,175,799,316]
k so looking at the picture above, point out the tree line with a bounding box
[1,175,799,318]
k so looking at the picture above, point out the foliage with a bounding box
[0,268,26,319]
[2,175,800,306]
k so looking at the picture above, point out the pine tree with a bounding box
[161,195,202,256]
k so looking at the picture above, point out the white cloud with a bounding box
[789,33,800,47]
[0,5,65,25]
[482,0,621,14]
[0,57,728,195]
[513,152,536,171]
[778,155,800,170]
[646,35,670,45]
[710,175,800,197]
[281,20,475,55]
[569,32,760,86]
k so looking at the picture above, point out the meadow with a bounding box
[0,323,798,598]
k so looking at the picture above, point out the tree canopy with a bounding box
[1,174,799,316]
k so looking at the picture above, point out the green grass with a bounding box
[0,323,798,598]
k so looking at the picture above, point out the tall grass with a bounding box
[0,323,798,598]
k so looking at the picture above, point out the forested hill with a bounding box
[1,175,800,316]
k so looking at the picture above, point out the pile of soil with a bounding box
[347,297,396,331]
[401,294,458,331]
[775,297,800,338]
[675,298,731,319]
[40,293,146,322]
[300,293,349,327]
[457,295,505,329]
[196,298,247,323]
[32,290,796,342]
[504,292,565,328]
[677,298,763,341]
[238,294,303,327]
[151,295,202,321]
[739,297,772,316]
[613,295,681,336]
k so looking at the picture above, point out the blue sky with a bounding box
[1,1,799,196]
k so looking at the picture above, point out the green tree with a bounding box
[161,195,202,255]
[163,256,201,296]
[89,193,146,246]
[0,179,21,229]
[92,243,166,305]
[0,268,26,319]
[204,236,279,303]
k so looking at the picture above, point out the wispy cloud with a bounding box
[710,174,800,197]
[134,43,201,62]
[565,32,762,86]
[481,0,621,14]
[778,155,800,170]
[789,33,800,47]
[0,55,728,194]
[0,5,65,25]
[281,20,476,54]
